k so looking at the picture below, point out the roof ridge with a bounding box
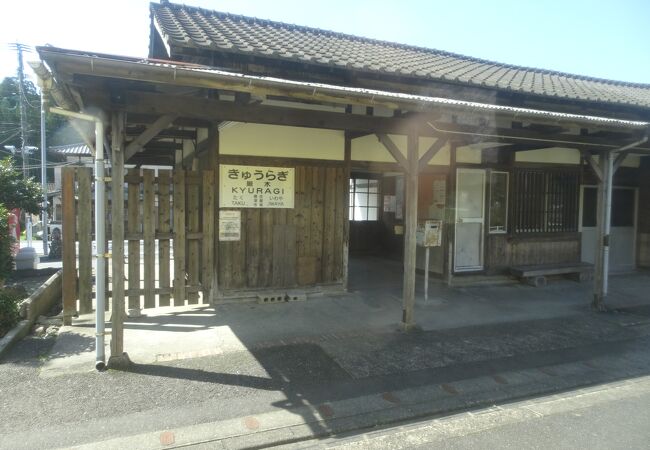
[151,1,650,88]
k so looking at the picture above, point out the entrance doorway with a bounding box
[580,186,637,273]
[454,168,486,272]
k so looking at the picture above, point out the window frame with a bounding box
[349,176,381,222]
[488,170,509,234]
[511,168,580,235]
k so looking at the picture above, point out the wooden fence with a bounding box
[62,166,215,317]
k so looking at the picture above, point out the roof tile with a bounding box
[151,2,650,109]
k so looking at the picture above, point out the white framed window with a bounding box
[488,171,508,233]
[349,178,380,221]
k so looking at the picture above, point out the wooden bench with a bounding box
[510,262,594,287]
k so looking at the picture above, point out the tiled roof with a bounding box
[49,143,91,156]
[150,2,650,110]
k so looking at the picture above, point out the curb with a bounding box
[0,320,32,361]
[1,269,63,361]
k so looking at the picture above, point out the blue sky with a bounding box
[1,0,649,84]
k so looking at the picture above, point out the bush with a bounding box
[0,288,21,337]
[0,205,13,284]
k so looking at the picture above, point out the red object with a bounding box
[8,209,20,256]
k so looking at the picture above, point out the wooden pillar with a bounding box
[209,124,220,303]
[401,131,419,330]
[445,142,458,285]
[342,132,352,290]
[61,167,76,326]
[108,111,129,367]
[592,150,613,311]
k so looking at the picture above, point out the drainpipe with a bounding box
[50,107,107,370]
[596,133,648,308]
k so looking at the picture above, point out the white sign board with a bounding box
[395,176,404,220]
[219,210,241,241]
[383,195,396,213]
[219,164,294,208]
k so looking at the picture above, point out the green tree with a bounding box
[0,157,42,214]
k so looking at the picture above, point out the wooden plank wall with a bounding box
[218,163,347,292]
[486,233,581,273]
[61,167,215,316]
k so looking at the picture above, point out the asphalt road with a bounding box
[317,375,650,450]
[3,306,650,449]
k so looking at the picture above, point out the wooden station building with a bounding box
[32,1,650,361]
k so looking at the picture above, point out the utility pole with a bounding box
[41,92,48,255]
[10,43,30,179]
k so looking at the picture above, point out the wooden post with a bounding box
[445,143,458,285]
[401,131,419,330]
[342,133,352,290]
[209,125,220,303]
[424,247,430,301]
[592,150,613,311]
[109,111,129,367]
[62,167,77,326]
[76,168,92,314]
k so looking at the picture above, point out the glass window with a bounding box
[489,171,508,233]
[350,177,381,221]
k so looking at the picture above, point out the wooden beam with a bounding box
[101,91,432,136]
[430,122,650,151]
[90,90,649,151]
[418,137,448,171]
[377,134,409,172]
[506,144,554,152]
[126,126,197,140]
[581,150,603,183]
[613,150,630,173]
[124,113,178,160]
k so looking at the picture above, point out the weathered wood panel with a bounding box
[173,170,186,306]
[158,171,172,306]
[201,170,215,300]
[333,167,345,281]
[127,168,141,312]
[246,209,261,287]
[322,167,337,281]
[507,234,580,267]
[142,169,156,308]
[217,161,346,293]
[259,209,274,286]
[76,168,93,314]
[62,167,77,325]
[310,167,325,283]
[186,173,200,304]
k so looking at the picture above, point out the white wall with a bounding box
[220,123,344,160]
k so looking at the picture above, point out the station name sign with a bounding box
[219,164,295,208]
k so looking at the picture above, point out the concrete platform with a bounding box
[40,257,650,376]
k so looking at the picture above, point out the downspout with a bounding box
[50,107,107,370]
